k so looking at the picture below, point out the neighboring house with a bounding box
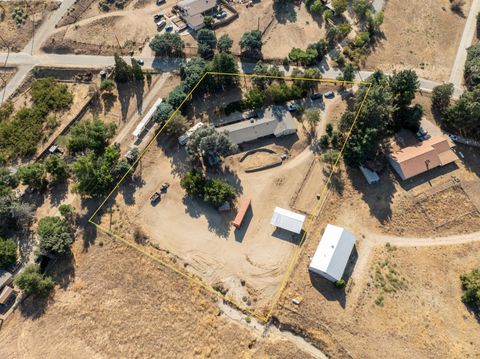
[177,0,218,31]
[217,106,298,145]
[309,224,356,282]
[388,135,458,180]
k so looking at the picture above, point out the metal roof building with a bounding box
[216,106,298,145]
[309,224,356,282]
[270,207,305,234]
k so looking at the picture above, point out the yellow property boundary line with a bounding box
[88,72,372,322]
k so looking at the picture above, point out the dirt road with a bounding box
[449,0,480,87]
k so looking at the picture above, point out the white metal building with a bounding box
[132,98,163,138]
[309,224,356,282]
[270,207,306,234]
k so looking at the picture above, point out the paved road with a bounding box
[449,0,480,87]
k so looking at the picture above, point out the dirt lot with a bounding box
[0,0,60,52]
[217,1,326,60]
[43,0,196,56]
[365,0,472,82]
[94,81,349,316]
[0,237,320,358]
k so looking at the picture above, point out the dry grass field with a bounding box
[0,0,60,52]
[366,0,472,82]
[0,238,318,358]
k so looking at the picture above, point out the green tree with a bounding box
[324,9,334,21]
[244,89,265,109]
[431,83,454,114]
[197,29,217,59]
[339,63,356,82]
[149,33,184,57]
[319,134,330,148]
[0,237,16,269]
[304,108,320,131]
[239,30,263,58]
[58,203,73,219]
[38,216,73,255]
[203,178,236,207]
[352,0,370,18]
[332,0,348,14]
[310,0,324,14]
[14,264,54,297]
[114,54,132,83]
[0,168,18,197]
[154,102,174,123]
[166,113,188,136]
[44,155,69,183]
[389,69,420,109]
[186,124,237,166]
[67,118,116,155]
[326,123,334,136]
[131,58,144,81]
[337,23,352,38]
[460,268,480,312]
[71,146,122,197]
[180,57,207,91]
[204,53,239,91]
[353,31,370,47]
[203,15,214,29]
[323,149,340,167]
[100,79,115,92]
[217,34,233,53]
[167,85,188,109]
[180,170,206,196]
[17,163,47,190]
[444,86,480,139]
[30,78,73,111]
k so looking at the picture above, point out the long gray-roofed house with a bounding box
[216,106,298,145]
[177,0,218,31]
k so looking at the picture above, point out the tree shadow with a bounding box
[48,181,69,207]
[323,167,344,195]
[133,80,145,115]
[49,251,76,290]
[308,245,358,309]
[79,197,101,251]
[18,294,52,320]
[101,93,117,114]
[273,0,297,24]
[346,166,396,224]
[116,82,135,121]
[118,173,146,206]
[182,196,231,239]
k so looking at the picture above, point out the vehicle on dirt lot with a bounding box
[137,59,144,66]
[153,13,163,21]
[310,92,323,100]
[156,0,165,5]
[324,91,335,99]
[165,25,174,32]
[216,11,227,19]
[150,192,161,204]
[160,182,170,193]
[157,20,166,30]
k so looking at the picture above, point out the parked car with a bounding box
[416,127,430,141]
[449,134,458,141]
[216,11,227,19]
[310,92,323,100]
[157,20,166,29]
[165,24,174,32]
[156,0,165,5]
[150,192,161,204]
[137,59,144,66]
[287,103,300,111]
[324,91,335,99]
[160,182,170,193]
[153,13,163,21]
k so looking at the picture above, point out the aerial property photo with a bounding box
[1,0,480,358]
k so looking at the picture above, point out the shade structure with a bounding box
[270,207,305,234]
[309,224,356,282]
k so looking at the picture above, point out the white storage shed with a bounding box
[270,207,306,234]
[309,224,356,282]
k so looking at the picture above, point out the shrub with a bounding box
[67,118,116,155]
[431,83,454,114]
[460,268,480,312]
[0,237,16,269]
[37,216,73,255]
[14,264,54,297]
[335,279,346,288]
[149,33,184,57]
